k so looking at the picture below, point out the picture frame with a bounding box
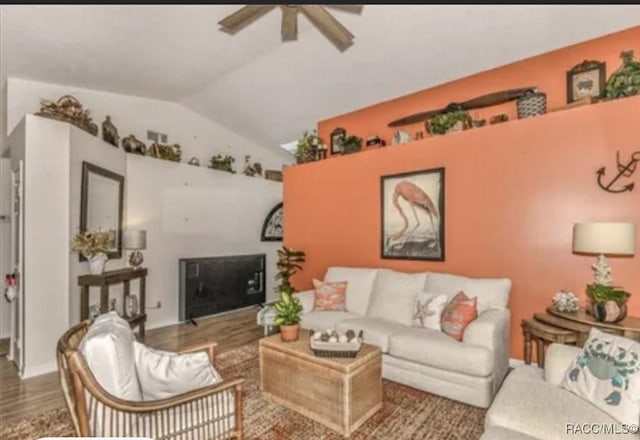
[260,202,283,241]
[330,127,346,155]
[566,60,606,104]
[381,168,445,261]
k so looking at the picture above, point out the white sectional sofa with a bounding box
[295,266,512,408]
[481,343,639,439]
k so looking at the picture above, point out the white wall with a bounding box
[126,154,283,329]
[4,77,294,172]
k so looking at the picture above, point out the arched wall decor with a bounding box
[261,202,283,241]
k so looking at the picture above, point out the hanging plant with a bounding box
[209,154,236,173]
[425,110,472,136]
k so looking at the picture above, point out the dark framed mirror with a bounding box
[79,161,124,261]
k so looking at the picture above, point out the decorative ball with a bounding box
[313,332,322,341]
[345,329,355,342]
[552,290,580,313]
[329,336,338,343]
[320,333,330,342]
[338,334,348,343]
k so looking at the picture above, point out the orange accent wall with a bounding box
[284,26,640,361]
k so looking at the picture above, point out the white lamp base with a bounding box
[592,254,612,286]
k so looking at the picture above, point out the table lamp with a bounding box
[572,222,636,285]
[122,229,147,269]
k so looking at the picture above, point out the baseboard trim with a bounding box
[146,319,179,331]
[509,358,525,368]
[21,360,57,379]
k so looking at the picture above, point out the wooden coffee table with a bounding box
[259,329,382,437]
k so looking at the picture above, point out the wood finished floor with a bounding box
[0,307,264,425]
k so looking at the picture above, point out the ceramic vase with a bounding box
[280,323,300,342]
[87,253,108,275]
[590,300,627,323]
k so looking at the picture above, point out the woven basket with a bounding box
[310,339,362,358]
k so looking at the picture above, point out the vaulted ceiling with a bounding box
[2,5,640,149]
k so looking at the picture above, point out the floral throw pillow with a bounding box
[560,328,640,425]
[412,292,449,331]
[312,279,348,311]
[440,291,478,341]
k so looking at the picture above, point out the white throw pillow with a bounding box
[365,269,428,326]
[424,272,511,314]
[133,342,223,401]
[324,267,379,316]
[560,328,640,426]
[411,292,448,331]
[79,311,142,401]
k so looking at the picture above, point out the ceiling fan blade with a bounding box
[299,5,354,52]
[326,5,364,14]
[218,5,276,34]
[460,87,536,110]
[388,87,538,127]
[281,5,298,41]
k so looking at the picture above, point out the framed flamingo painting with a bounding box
[380,168,445,261]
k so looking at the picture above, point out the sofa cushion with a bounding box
[79,311,142,401]
[441,291,478,341]
[300,311,360,331]
[324,266,379,316]
[424,272,511,313]
[335,317,406,353]
[388,327,494,377]
[365,269,428,326]
[133,342,222,401]
[487,365,632,440]
[312,278,347,311]
[412,292,448,331]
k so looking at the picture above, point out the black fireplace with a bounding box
[179,253,266,322]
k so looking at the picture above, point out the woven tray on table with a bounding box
[309,331,364,358]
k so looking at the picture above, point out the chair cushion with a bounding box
[388,327,494,377]
[335,317,406,353]
[312,278,347,311]
[79,311,142,401]
[365,269,428,326]
[424,272,511,314]
[133,342,223,400]
[560,328,640,426]
[300,311,360,331]
[324,266,379,316]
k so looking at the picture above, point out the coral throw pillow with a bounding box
[441,291,478,341]
[312,279,347,311]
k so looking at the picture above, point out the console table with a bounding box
[78,267,147,337]
[522,306,640,367]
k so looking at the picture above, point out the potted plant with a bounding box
[340,135,363,155]
[72,230,114,274]
[209,154,236,173]
[425,110,472,136]
[294,130,322,164]
[586,283,630,323]
[274,245,306,341]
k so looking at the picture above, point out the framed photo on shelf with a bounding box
[566,60,606,104]
[380,167,445,261]
[330,127,346,155]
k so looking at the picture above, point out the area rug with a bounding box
[0,342,486,440]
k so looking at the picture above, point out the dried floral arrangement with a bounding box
[147,142,182,162]
[71,229,114,258]
[552,290,580,313]
[243,155,263,177]
[210,154,236,174]
[35,95,99,136]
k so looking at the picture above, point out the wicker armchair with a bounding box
[57,320,245,439]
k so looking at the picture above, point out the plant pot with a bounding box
[590,300,627,323]
[87,253,108,275]
[280,323,300,342]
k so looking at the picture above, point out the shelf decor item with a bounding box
[516,89,547,118]
[147,142,182,162]
[552,290,580,313]
[101,116,120,148]
[566,60,606,104]
[340,134,363,155]
[309,329,364,358]
[242,155,263,176]
[209,154,236,173]
[330,127,346,154]
[294,130,322,163]
[124,294,139,318]
[261,202,283,242]
[573,222,636,323]
[122,135,146,155]
[71,229,114,274]
[188,157,200,166]
[425,110,471,136]
[35,94,99,136]
[264,169,283,182]
[605,51,640,100]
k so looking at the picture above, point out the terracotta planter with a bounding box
[590,300,627,323]
[280,323,300,342]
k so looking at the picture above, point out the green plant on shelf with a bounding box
[425,110,472,136]
[209,154,236,173]
[340,135,363,155]
[586,283,630,307]
[294,130,322,164]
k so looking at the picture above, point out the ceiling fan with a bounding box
[387,87,537,127]
[218,5,363,52]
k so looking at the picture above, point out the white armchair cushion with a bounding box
[294,289,315,313]
[324,266,379,315]
[79,311,142,401]
[365,269,428,326]
[544,343,583,386]
[133,342,222,401]
[424,272,511,314]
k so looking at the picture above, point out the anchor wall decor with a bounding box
[596,150,639,193]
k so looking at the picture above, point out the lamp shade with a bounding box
[122,229,147,250]
[572,222,636,255]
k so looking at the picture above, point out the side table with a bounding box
[521,319,579,367]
